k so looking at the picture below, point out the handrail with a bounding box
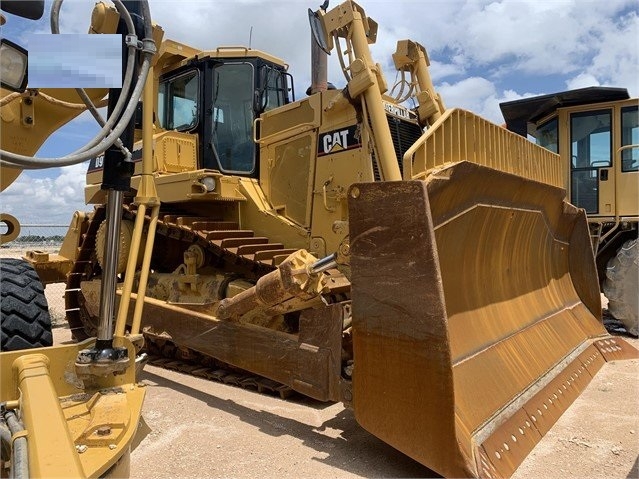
[617,143,639,153]
[403,108,563,188]
[216,45,249,53]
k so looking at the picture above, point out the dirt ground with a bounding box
[5,248,634,478]
[51,320,638,479]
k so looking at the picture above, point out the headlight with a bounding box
[0,39,28,92]
[200,176,217,192]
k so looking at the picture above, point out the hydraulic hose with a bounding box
[50,2,133,158]
[0,0,155,169]
[51,0,137,157]
[3,411,28,479]
[0,57,151,168]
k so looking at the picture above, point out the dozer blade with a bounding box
[348,161,638,479]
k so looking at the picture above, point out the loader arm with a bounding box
[312,1,402,181]
[0,2,158,478]
[0,2,120,244]
[391,39,445,127]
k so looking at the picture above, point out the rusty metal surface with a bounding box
[66,206,106,340]
[119,295,346,402]
[477,337,637,478]
[25,252,74,285]
[477,408,542,478]
[348,162,634,478]
[349,179,467,477]
[594,336,639,361]
[143,341,296,399]
[66,204,351,407]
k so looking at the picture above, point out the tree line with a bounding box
[10,235,64,243]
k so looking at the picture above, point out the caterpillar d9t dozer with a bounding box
[30,1,637,477]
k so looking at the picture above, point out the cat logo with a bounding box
[318,125,361,156]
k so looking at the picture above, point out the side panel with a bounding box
[312,120,374,255]
[263,133,316,227]
[258,95,321,233]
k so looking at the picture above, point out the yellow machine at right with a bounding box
[501,89,638,335]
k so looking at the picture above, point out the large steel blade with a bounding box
[348,162,638,478]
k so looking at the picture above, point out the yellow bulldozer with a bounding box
[1,1,637,478]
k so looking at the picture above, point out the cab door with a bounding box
[617,104,638,217]
[569,109,614,215]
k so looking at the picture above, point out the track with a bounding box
[65,202,350,397]
[144,332,295,398]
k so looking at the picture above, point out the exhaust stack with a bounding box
[310,28,328,94]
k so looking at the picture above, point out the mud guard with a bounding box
[348,162,638,478]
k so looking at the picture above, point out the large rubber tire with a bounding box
[0,258,53,351]
[603,239,638,336]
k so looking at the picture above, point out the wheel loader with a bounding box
[500,89,638,336]
[1,1,159,477]
[2,1,638,478]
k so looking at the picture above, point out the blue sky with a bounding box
[1,0,638,225]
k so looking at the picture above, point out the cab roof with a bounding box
[197,47,288,70]
[500,87,630,137]
[157,39,288,75]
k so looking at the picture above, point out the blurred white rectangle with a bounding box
[28,34,122,88]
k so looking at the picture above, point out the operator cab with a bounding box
[500,87,638,218]
[157,48,291,177]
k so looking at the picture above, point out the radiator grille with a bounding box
[372,115,424,181]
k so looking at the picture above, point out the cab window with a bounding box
[212,63,255,174]
[569,109,611,214]
[261,66,288,112]
[158,70,199,131]
[621,106,638,172]
[571,110,612,169]
[535,117,558,153]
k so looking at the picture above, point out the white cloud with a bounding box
[566,73,601,91]
[1,163,90,225]
[438,77,541,123]
[429,60,467,82]
[582,12,639,95]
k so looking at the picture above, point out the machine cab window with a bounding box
[535,117,558,153]
[570,109,612,213]
[621,105,638,172]
[259,65,289,113]
[211,62,256,174]
[157,56,289,177]
[158,70,199,131]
